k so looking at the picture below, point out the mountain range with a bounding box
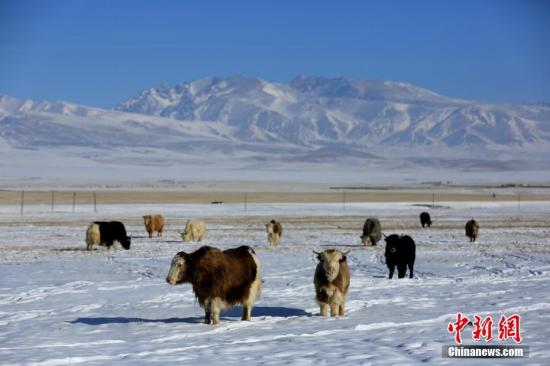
[115,75,550,147]
[1,75,550,183]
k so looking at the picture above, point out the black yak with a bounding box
[420,212,432,228]
[86,221,131,250]
[384,234,416,279]
[465,219,479,242]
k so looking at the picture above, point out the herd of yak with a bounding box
[83,211,481,324]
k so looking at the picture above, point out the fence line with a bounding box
[0,190,541,215]
[4,191,100,215]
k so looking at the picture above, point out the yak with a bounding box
[384,234,416,279]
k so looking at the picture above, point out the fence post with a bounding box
[72,192,76,213]
[244,192,248,212]
[20,191,24,216]
[51,191,55,213]
[432,192,435,208]
[93,192,97,213]
[343,191,346,210]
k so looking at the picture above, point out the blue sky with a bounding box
[0,0,549,107]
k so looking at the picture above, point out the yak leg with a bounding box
[242,304,252,321]
[211,298,222,325]
[408,263,414,278]
[242,286,259,321]
[212,309,220,325]
[397,264,407,278]
[338,304,345,316]
[388,265,395,279]
[330,303,339,317]
[204,300,212,324]
[204,311,212,324]
[320,303,329,317]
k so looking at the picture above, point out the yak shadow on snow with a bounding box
[68,316,202,325]
[69,307,310,326]
[129,235,147,239]
[318,244,363,248]
[52,247,89,252]
[221,306,311,318]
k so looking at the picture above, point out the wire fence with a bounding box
[0,190,533,216]
[0,191,98,215]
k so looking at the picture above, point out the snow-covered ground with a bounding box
[0,202,549,365]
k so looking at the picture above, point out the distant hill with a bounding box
[1,75,550,183]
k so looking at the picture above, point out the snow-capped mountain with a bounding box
[115,75,550,147]
[0,94,230,151]
[0,92,329,183]
[1,75,550,183]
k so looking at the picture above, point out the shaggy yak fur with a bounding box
[143,214,165,238]
[86,221,131,251]
[420,212,432,228]
[384,234,416,279]
[465,219,480,242]
[314,249,350,317]
[360,217,382,246]
[266,220,283,246]
[181,219,206,242]
[166,245,261,325]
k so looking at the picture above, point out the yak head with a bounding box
[166,252,189,285]
[143,215,152,226]
[360,235,372,246]
[120,236,131,250]
[265,220,278,234]
[314,249,348,282]
[384,234,401,257]
[181,229,193,242]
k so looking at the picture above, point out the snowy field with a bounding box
[0,201,549,365]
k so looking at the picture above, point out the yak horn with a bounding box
[313,250,322,256]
